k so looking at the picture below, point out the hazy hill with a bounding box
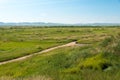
[0,22,120,26]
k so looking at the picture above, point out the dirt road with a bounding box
[0,42,77,65]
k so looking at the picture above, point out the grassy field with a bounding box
[0,26,120,80]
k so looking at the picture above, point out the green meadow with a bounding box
[0,26,120,80]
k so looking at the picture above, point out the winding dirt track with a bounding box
[0,42,79,65]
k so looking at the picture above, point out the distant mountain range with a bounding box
[0,22,67,26]
[0,22,120,26]
[74,23,120,26]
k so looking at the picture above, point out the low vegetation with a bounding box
[0,26,120,80]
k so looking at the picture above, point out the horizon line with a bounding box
[0,22,120,24]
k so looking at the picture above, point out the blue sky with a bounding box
[0,0,120,23]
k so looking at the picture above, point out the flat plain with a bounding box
[0,26,120,80]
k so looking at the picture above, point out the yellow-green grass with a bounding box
[0,27,120,80]
[0,40,66,62]
[0,43,119,80]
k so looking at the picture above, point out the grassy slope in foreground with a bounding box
[0,30,120,80]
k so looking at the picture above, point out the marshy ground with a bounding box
[0,26,120,80]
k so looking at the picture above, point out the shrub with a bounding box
[79,53,111,70]
[100,33,120,55]
[113,41,120,55]
[100,36,113,47]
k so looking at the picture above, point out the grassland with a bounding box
[0,26,120,80]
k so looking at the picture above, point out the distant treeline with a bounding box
[0,25,120,29]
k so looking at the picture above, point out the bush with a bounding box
[100,36,113,47]
[79,53,111,70]
[100,33,120,55]
[113,41,120,55]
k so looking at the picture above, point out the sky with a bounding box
[0,0,120,23]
